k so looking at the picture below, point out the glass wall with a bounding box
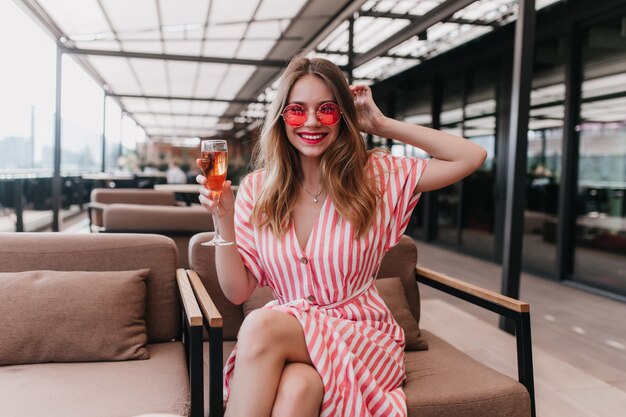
[61,55,104,174]
[522,36,565,275]
[400,82,432,240]
[437,73,464,246]
[105,97,122,172]
[573,17,626,296]
[460,65,498,259]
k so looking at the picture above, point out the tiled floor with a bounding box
[416,241,626,417]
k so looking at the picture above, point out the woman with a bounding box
[197,57,486,417]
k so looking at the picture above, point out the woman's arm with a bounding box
[350,85,487,192]
[196,175,258,305]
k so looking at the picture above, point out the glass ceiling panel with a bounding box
[133,114,158,127]
[130,59,169,96]
[207,102,231,115]
[146,99,175,113]
[195,63,230,97]
[206,23,248,40]
[237,40,275,59]
[39,0,109,38]
[103,0,158,35]
[120,97,150,113]
[167,61,199,98]
[87,56,142,94]
[372,0,400,13]
[355,19,410,53]
[215,66,257,99]
[247,21,283,39]
[159,0,210,27]
[256,0,306,20]
[211,0,260,24]
[169,100,197,113]
[389,0,423,14]
[407,0,443,16]
[203,40,240,58]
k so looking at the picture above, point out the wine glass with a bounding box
[200,140,234,246]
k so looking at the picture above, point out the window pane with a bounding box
[573,17,626,296]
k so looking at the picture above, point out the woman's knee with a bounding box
[236,309,287,359]
[273,364,323,416]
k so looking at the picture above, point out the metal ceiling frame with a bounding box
[353,0,478,67]
[14,0,501,140]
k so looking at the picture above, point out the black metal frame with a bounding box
[415,270,536,417]
[177,271,205,417]
[180,306,204,417]
[205,321,224,417]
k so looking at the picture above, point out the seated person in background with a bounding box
[196,56,487,417]
[166,161,187,184]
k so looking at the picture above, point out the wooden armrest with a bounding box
[87,202,107,211]
[416,266,529,313]
[176,269,203,327]
[187,269,223,328]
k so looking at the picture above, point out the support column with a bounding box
[500,0,536,332]
[424,78,443,242]
[557,24,582,279]
[347,15,355,84]
[101,94,107,172]
[52,47,63,232]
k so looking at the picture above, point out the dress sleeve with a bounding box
[379,154,429,251]
[234,174,267,287]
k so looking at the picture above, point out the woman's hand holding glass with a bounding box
[196,139,234,246]
[196,173,236,218]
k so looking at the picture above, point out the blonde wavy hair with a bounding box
[250,56,378,238]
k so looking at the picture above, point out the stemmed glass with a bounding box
[200,140,234,246]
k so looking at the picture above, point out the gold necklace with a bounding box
[297,178,323,203]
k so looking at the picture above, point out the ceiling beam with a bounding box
[358,9,497,27]
[60,46,288,67]
[353,0,477,68]
[300,0,370,55]
[130,111,250,119]
[109,93,264,105]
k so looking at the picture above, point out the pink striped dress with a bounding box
[227,153,428,417]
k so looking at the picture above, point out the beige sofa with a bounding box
[186,233,535,417]
[0,233,204,417]
[102,204,213,269]
[88,188,180,231]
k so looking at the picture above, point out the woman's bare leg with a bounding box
[271,363,323,417]
[224,309,313,417]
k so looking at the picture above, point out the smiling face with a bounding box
[283,74,341,161]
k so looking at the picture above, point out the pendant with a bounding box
[313,196,319,203]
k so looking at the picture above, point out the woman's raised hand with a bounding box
[349,84,387,136]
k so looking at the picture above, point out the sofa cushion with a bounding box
[0,269,149,365]
[0,233,180,344]
[243,286,274,317]
[378,235,422,327]
[104,204,213,232]
[375,277,427,351]
[404,330,530,417]
[0,342,189,417]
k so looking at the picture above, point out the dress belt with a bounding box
[274,280,374,310]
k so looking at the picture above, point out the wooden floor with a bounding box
[416,242,626,417]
